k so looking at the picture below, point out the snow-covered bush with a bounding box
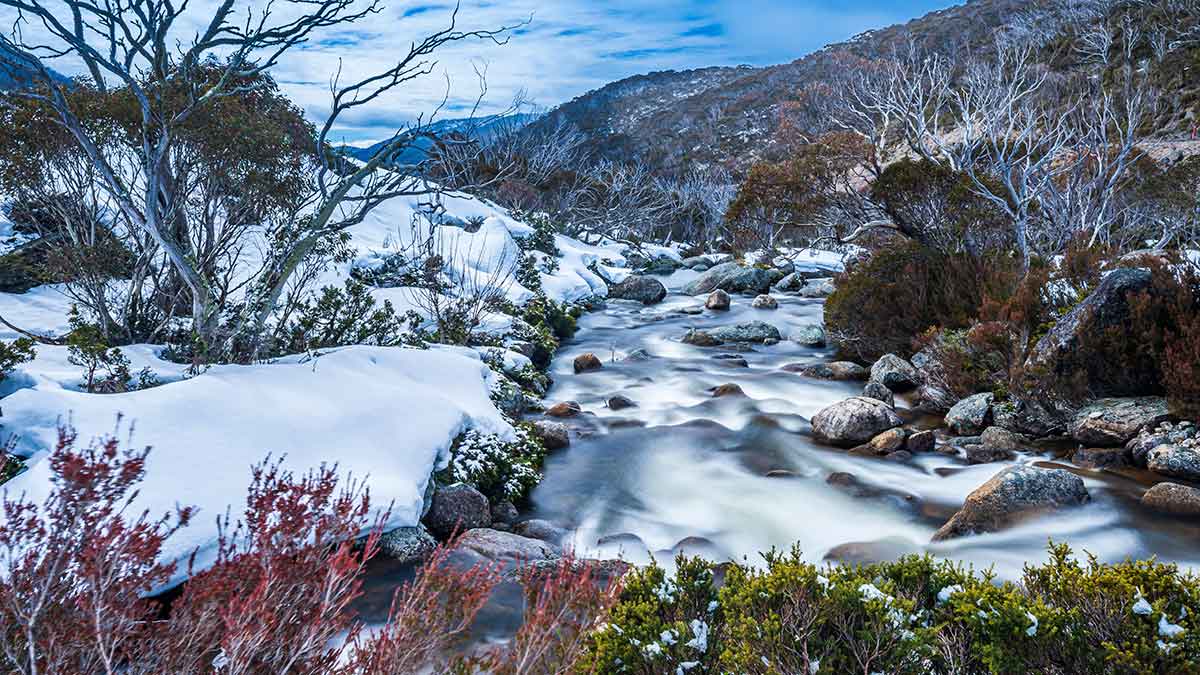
[583,546,1200,674]
[439,426,546,504]
[268,279,425,357]
[0,337,35,384]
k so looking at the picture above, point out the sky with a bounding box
[12,0,956,145]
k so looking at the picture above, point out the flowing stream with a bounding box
[354,269,1200,639]
[527,269,1200,577]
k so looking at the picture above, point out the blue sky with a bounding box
[9,0,957,144]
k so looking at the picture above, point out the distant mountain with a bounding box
[343,112,541,165]
[528,0,1198,177]
[0,45,69,90]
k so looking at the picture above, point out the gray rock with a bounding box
[710,383,745,398]
[682,329,722,346]
[492,500,520,525]
[1070,397,1172,446]
[1142,482,1200,516]
[712,353,749,368]
[773,272,806,293]
[707,321,782,344]
[932,466,1089,541]
[946,393,995,436]
[979,426,1033,453]
[824,538,920,565]
[812,396,904,447]
[607,394,638,411]
[1127,422,1197,467]
[1026,268,1154,403]
[870,354,920,392]
[424,484,491,539]
[793,324,826,348]
[531,420,570,450]
[862,381,895,407]
[1148,443,1200,481]
[682,262,776,295]
[1072,447,1130,470]
[514,519,569,545]
[869,428,908,454]
[963,443,1014,465]
[706,289,731,310]
[907,429,936,453]
[379,525,438,564]
[796,361,868,381]
[623,348,653,362]
[797,278,835,298]
[608,275,668,304]
[454,528,558,561]
[751,294,778,309]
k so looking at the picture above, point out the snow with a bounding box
[1,345,511,587]
[1159,613,1186,638]
[1133,590,1153,615]
[937,584,963,604]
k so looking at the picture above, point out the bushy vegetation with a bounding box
[438,425,547,504]
[583,546,1200,674]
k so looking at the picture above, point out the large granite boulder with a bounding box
[870,354,920,392]
[1147,442,1200,481]
[932,466,1089,541]
[682,262,775,295]
[423,484,491,539]
[1070,397,1171,446]
[812,396,903,447]
[608,275,668,304]
[706,321,782,344]
[454,528,558,561]
[945,393,995,436]
[1142,482,1200,516]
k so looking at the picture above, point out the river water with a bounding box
[525,269,1200,578]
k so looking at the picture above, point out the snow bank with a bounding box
[0,345,511,586]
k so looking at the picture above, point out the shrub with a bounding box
[582,545,1200,674]
[66,306,132,393]
[824,242,1018,362]
[0,337,35,384]
[270,279,420,356]
[438,425,546,504]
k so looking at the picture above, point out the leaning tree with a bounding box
[0,0,516,362]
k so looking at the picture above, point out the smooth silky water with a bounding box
[354,269,1200,641]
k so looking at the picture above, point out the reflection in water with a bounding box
[527,270,1200,578]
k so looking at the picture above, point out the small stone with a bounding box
[797,278,835,298]
[792,324,826,347]
[492,500,520,525]
[945,393,995,436]
[707,321,781,344]
[796,361,868,381]
[862,381,895,407]
[607,275,668,304]
[751,294,778,310]
[1072,447,1129,470]
[711,383,745,398]
[514,519,569,545]
[545,401,582,418]
[706,289,731,311]
[623,348,653,361]
[906,430,936,453]
[979,426,1032,453]
[765,469,798,478]
[712,354,749,368]
[1141,482,1200,516]
[870,428,907,454]
[682,329,722,346]
[884,450,913,462]
[573,353,603,373]
[379,525,437,564]
[531,420,570,450]
[607,394,637,410]
[963,443,1014,465]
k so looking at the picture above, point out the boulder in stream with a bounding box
[683,262,776,295]
[424,484,491,540]
[608,275,668,304]
[1142,482,1200,516]
[932,465,1089,541]
[706,289,731,310]
[530,420,570,450]
[870,354,920,392]
[573,353,603,373]
[812,396,903,447]
[752,294,778,310]
[793,324,826,348]
[946,393,994,436]
[454,528,558,562]
[379,525,438,563]
[707,321,782,344]
[1070,397,1171,446]
[862,381,895,407]
[1147,442,1200,481]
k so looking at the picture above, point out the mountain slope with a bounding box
[523,0,1051,176]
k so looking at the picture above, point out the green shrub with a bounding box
[0,337,35,383]
[437,424,546,504]
[271,279,424,356]
[66,307,131,393]
[583,544,1200,674]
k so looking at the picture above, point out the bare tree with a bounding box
[0,0,518,362]
[955,41,1072,271]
